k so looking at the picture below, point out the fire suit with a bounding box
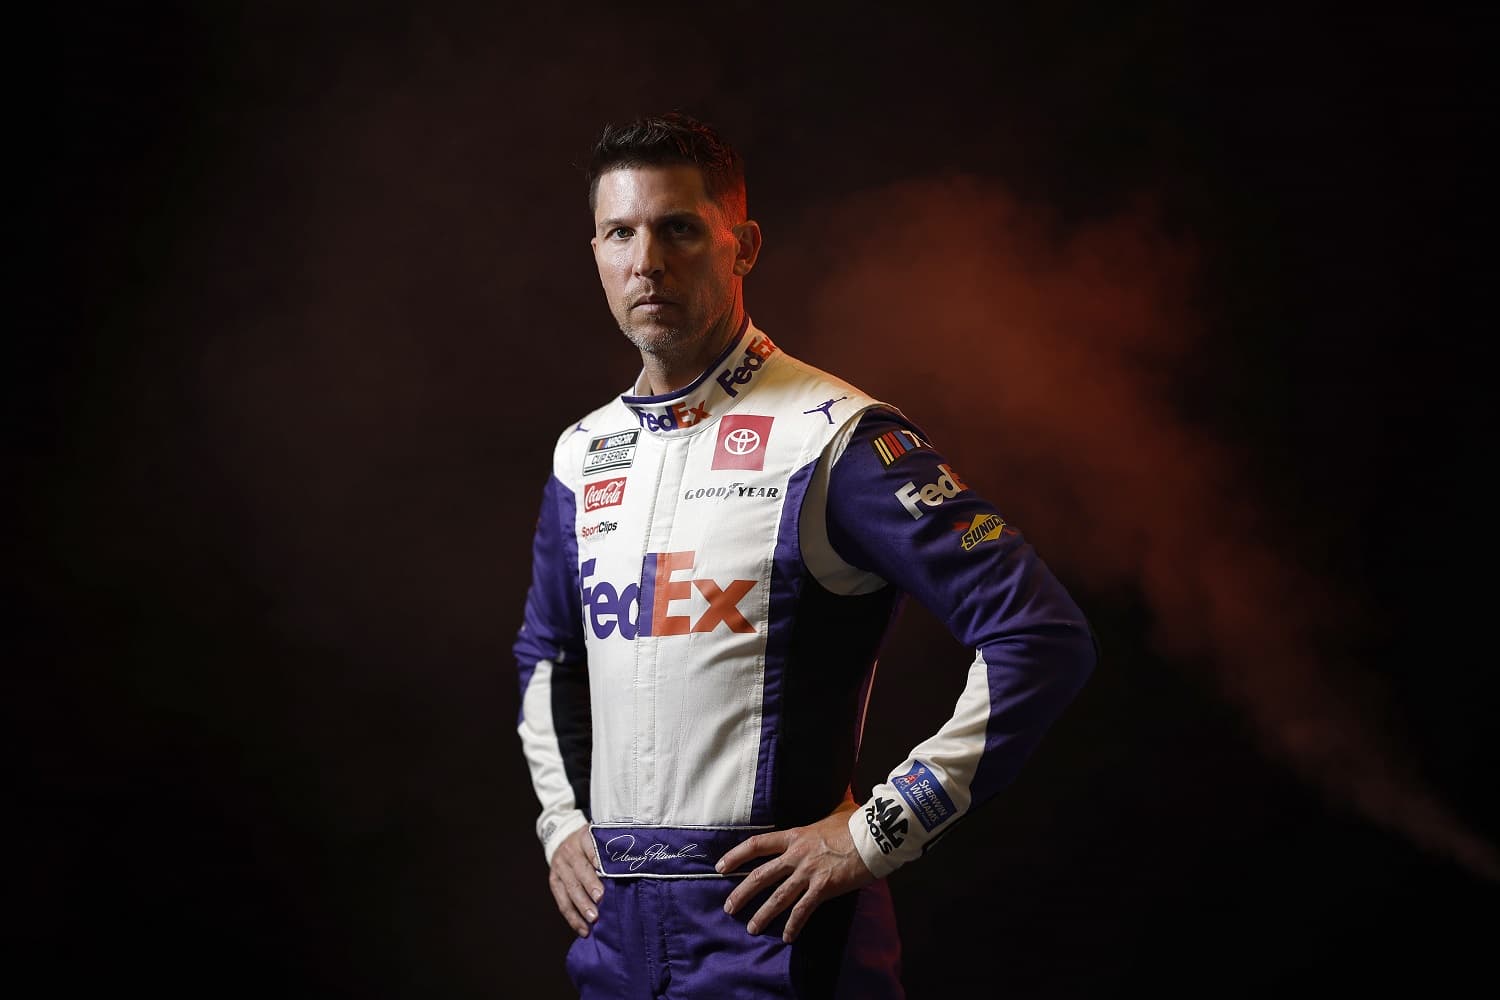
[515,319,1096,998]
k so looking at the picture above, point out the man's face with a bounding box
[591,165,748,363]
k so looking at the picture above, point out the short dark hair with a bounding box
[587,113,747,223]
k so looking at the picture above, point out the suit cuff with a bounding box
[848,793,907,879]
[539,810,589,866]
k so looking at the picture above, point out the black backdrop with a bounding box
[22,4,1495,997]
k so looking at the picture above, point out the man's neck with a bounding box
[638,306,745,396]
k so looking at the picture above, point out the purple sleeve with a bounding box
[514,475,592,852]
[514,474,586,697]
[829,409,1096,873]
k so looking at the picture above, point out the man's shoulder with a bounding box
[767,346,868,398]
[763,345,915,437]
[547,396,633,481]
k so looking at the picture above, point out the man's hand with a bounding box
[548,825,604,937]
[717,799,876,943]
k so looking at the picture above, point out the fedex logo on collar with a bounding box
[715,334,776,398]
[636,398,711,433]
[582,551,756,641]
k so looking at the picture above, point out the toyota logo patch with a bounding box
[724,428,762,455]
[712,415,774,471]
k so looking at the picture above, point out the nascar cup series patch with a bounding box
[584,429,639,476]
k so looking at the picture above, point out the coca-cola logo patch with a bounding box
[583,477,627,512]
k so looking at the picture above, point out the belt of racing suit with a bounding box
[590,824,776,879]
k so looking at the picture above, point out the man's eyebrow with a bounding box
[598,210,706,232]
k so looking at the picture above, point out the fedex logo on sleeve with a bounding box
[581,551,757,641]
[893,464,968,519]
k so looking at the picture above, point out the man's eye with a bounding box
[667,221,693,235]
[609,227,633,239]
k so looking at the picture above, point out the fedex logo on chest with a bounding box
[581,551,757,641]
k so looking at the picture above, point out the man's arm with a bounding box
[515,473,602,936]
[722,408,1097,939]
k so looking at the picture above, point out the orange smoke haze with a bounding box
[777,176,1498,882]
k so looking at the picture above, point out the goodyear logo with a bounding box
[953,513,1005,551]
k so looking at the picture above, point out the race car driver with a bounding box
[514,112,1097,998]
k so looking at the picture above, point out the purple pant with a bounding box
[565,877,904,998]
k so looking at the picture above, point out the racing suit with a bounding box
[515,319,1096,998]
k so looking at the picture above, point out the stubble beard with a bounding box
[619,315,695,359]
[616,285,739,388]
[619,302,730,373]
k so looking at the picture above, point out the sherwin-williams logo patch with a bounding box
[712,415,774,471]
[893,760,957,832]
[872,428,930,467]
[583,429,639,475]
[583,477,627,512]
[953,512,1005,551]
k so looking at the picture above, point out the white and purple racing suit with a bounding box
[515,320,1096,998]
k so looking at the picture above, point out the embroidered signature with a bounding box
[604,834,709,872]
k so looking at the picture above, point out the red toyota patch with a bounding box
[712,415,774,471]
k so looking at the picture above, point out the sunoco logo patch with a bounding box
[584,430,639,476]
[893,760,957,832]
[953,512,1006,551]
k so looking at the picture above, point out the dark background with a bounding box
[22,3,1495,997]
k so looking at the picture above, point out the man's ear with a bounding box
[732,220,763,276]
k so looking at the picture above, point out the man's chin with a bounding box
[622,320,688,352]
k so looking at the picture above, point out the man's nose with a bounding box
[632,231,665,279]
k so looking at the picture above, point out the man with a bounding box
[515,113,1096,998]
